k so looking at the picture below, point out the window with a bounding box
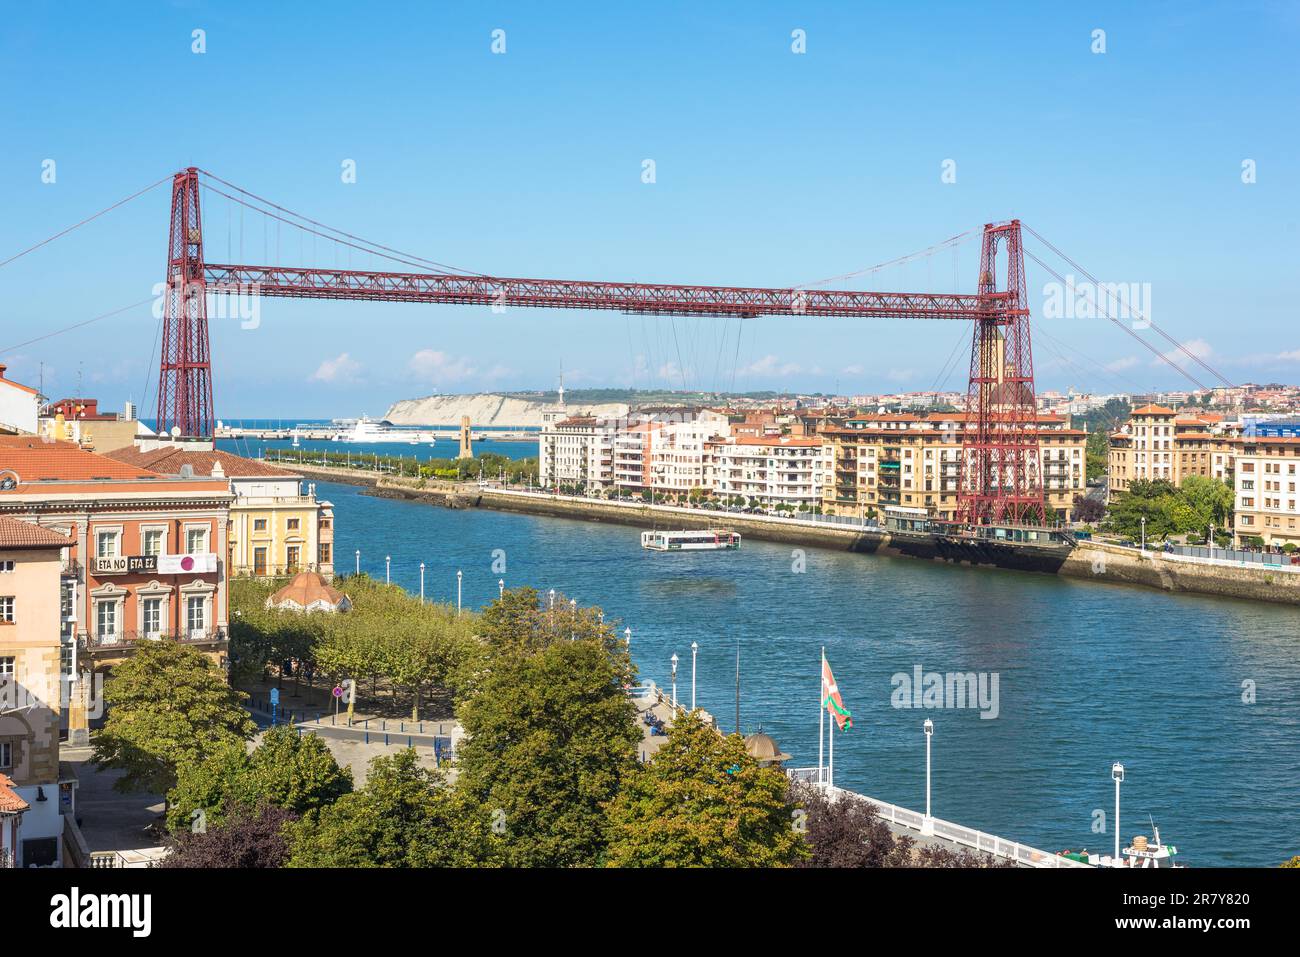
[186,596,206,637]
[142,529,164,556]
[0,560,13,573]
[286,545,301,573]
[186,528,208,554]
[253,518,267,532]
[96,530,119,558]
[142,598,163,637]
[286,518,300,531]
[0,657,13,675]
[0,741,10,769]
[318,543,331,565]
[0,597,12,623]
[97,601,117,639]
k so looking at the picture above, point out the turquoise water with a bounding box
[318,479,1299,866]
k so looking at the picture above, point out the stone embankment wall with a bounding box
[1062,540,1300,605]
[292,465,1300,605]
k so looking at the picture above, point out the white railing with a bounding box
[1156,547,1300,574]
[789,772,1091,869]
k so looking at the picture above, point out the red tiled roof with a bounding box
[1131,404,1176,416]
[0,515,73,549]
[268,572,349,610]
[0,436,160,481]
[104,446,298,478]
[0,773,30,814]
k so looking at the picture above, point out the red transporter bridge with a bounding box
[156,168,1042,525]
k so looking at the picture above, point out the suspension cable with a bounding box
[197,169,485,276]
[0,175,173,270]
[1023,223,1232,388]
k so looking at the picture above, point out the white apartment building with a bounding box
[539,417,613,490]
[714,434,831,509]
[647,411,729,495]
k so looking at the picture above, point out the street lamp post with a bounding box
[690,641,698,711]
[569,598,577,640]
[1112,762,1125,862]
[354,549,360,576]
[1140,517,1146,553]
[1209,523,1215,559]
[498,578,504,600]
[457,570,463,615]
[624,627,631,652]
[419,562,425,604]
[385,555,390,584]
[670,653,679,711]
[921,719,935,835]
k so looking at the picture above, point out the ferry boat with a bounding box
[1058,821,1182,868]
[331,416,432,444]
[640,529,741,551]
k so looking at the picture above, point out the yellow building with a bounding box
[105,446,335,580]
[822,412,1088,522]
[1107,406,1237,501]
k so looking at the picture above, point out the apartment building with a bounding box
[1232,435,1300,547]
[538,416,612,490]
[1108,406,1237,500]
[713,434,831,509]
[0,517,74,868]
[647,411,728,496]
[0,435,233,746]
[822,413,1087,522]
[106,444,335,580]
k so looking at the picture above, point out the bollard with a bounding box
[364,731,369,744]
[331,714,336,726]
[384,733,389,746]
[407,736,412,747]
[382,720,387,731]
[400,721,404,733]
[419,722,424,734]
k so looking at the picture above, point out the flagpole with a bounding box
[828,689,835,789]
[818,647,825,787]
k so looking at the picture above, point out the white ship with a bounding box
[641,529,741,551]
[331,416,433,444]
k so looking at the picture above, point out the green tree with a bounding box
[605,713,807,867]
[92,641,256,802]
[286,749,500,867]
[167,724,353,832]
[456,592,640,867]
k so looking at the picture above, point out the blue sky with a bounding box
[1,1,1297,417]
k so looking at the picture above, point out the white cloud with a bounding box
[1105,356,1139,373]
[885,368,914,382]
[1150,338,1212,368]
[310,353,361,384]
[741,354,803,377]
[840,364,864,376]
[408,349,476,384]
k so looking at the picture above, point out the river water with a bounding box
[283,476,1299,866]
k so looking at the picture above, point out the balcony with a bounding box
[82,627,229,651]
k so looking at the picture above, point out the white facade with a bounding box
[714,435,831,508]
[0,366,38,435]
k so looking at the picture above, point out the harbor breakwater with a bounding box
[294,464,1300,606]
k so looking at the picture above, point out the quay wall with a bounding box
[290,464,1300,606]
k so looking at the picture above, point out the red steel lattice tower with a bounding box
[958,220,1045,525]
[155,167,214,438]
